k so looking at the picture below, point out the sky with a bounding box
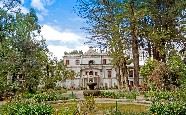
[21,0,89,59]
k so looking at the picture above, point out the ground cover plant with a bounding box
[52,102,148,115]
[0,101,54,115]
[99,90,139,100]
[20,89,75,103]
[51,95,148,115]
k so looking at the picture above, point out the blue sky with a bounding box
[21,0,89,59]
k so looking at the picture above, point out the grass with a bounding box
[52,102,148,114]
[96,103,147,113]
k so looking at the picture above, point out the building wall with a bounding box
[62,48,147,89]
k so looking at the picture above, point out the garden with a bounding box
[1,54,186,115]
[0,0,186,115]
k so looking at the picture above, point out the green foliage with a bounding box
[149,101,186,115]
[144,89,186,114]
[64,50,83,55]
[140,54,186,90]
[74,96,96,114]
[0,102,54,115]
[167,55,186,86]
[84,96,96,112]
[21,90,69,102]
[75,0,186,89]
[58,106,77,115]
[125,90,139,100]
[140,59,158,81]
[32,93,57,102]
[0,1,49,94]
[0,0,73,96]
[68,91,77,99]
[99,91,139,100]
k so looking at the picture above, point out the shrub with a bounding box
[125,90,139,100]
[141,55,186,90]
[147,90,186,115]
[0,102,54,115]
[99,91,139,100]
[21,90,69,102]
[33,93,57,102]
[76,96,96,114]
[149,101,186,115]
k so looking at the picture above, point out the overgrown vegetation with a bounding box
[75,0,186,114]
[75,0,186,89]
[0,0,76,100]
[0,0,186,114]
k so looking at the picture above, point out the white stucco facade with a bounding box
[62,47,148,89]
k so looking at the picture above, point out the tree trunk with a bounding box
[153,45,161,61]
[123,63,129,91]
[147,41,151,58]
[130,2,139,87]
[115,66,121,89]
[120,65,124,89]
[160,40,166,62]
[132,34,139,87]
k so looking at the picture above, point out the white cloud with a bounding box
[31,0,45,11]
[37,13,44,21]
[20,0,24,4]
[31,0,54,20]
[40,24,89,59]
[40,25,83,42]
[48,45,89,59]
[20,6,29,14]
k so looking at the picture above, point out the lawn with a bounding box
[52,102,148,114]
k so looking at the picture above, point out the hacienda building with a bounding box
[61,47,148,89]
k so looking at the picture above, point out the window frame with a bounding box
[65,60,70,65]
[75,59,80,65]
[103,59,107,64]
[108,70,112,78]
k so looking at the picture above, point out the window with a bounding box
[65,60,69,65]
[18,74,23,79]
[95,72,98,76]
[129,69,133,77]
[85,71,88,75]
[89,60,94,65]
[108,70,112,78]
[75,60,80,65]
[103,59,106,64]
[89,71,93,75]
